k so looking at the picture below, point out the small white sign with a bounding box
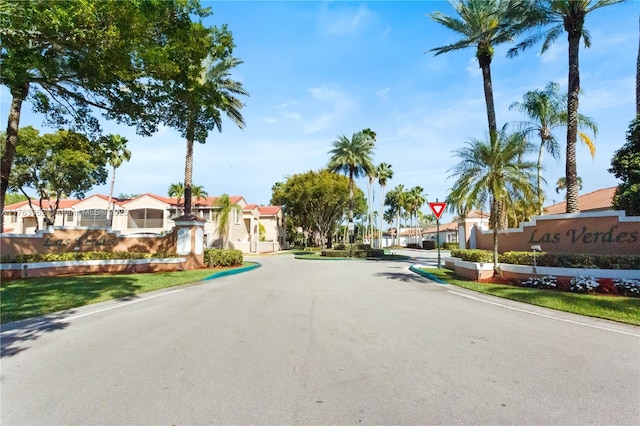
[348,222,355,231]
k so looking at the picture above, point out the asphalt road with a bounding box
[1,251,639,425]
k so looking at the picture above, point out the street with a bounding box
[1,252,639,425]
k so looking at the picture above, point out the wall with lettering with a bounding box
[473,211,640,255]
[0,228,176,257]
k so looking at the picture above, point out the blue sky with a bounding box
[3,1,638,223]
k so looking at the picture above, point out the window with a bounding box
[127,209,164,228]
[78,209,108,227]
[7,212,17,223]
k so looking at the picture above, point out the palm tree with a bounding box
[102,134,131,226]
[555,176,583,196]
[431,0,531,140]
[213,193,241,249]
[327,129,376,242]
[376,162,393,248]
[168,182,185,207]
[191,185,209,205]
[509,81,598,214]
[406,186,427,244]
[172,53,248,216]
[507,0,624,212]
[366,167,377,247]
[447,126,536,275]
[385,184,405,247]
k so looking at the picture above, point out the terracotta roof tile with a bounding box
[544,187,616,215]
[259,206,281,215]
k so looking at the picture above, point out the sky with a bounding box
[2,0,638,224]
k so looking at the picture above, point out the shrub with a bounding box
[450,249,493,263]
[442,242,459,250]
[614,279,640,297]
[321,250,349,257]
[569,276,599,293]
[500,251,543,266]
[203,249,243,267]
[596,278,617,295]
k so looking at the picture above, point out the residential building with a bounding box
[2,193,286,253]
[544,187,616,215]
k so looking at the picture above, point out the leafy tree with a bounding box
[168,182,185,207]
[0,0,214,231]
[510,81,597,214]
[508,0,625,212]
[4,192,27,206]
[117,193,139,199]
[9,128,108,227]
[271,170,366,248]
[162,27,248,216]
[431,0,532,141]
[447,126,536,275]
[609,117,640,215]
[376,162,393,247]
[102,134,131,225]
[213,194,241,249]
[327,129,376,241]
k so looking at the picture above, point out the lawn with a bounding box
[0,265,253,324]
[421,268,640,326]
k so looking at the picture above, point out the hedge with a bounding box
[1,251,179,264]
[203,249,243,267]
[450,249,640,270]
[321,248,384,258]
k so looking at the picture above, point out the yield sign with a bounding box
[428,202,447,220]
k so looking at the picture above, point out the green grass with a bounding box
[422,268,640,326]
[0,265,251,324]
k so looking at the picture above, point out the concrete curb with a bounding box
[409,264,448,284]
[203,262,261,280]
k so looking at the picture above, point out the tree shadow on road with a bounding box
[375,271,428,283]
[1,313,70,358]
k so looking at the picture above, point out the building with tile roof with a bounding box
[2,193,286,253]
[544,187,616,215]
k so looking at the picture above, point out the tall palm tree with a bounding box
[213,193,241,249]
[168,182,185,207]
[509,81,598,214]
[507,0,624,212]
[385,184,405,247]
[431,0,531,140]
[191,185,209,205]
[102,134,131,226]
[327,129,376,242]
[447,126,536,275]
[174,53,248,216]
[366,167,377,246]
[406,186,427,244]
[376,162,393,248]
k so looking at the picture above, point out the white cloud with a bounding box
[318,3,373,35]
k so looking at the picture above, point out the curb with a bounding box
[203,262,261,280]
[409,264,448,284]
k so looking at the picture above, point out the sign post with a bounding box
[428,200,447,268]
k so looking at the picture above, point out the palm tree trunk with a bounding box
[107,166,116,226]
[348,169,354,243]
[565,31,581,213]
[479,55,498,138]
[1,84,28,233]
[491,197,500,277]
[537,139,545,215]
[183,126,195,216]
[379,185,385,249]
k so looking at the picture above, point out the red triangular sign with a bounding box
[428,202,447,220]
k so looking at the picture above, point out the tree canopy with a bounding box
[271,170,366,247]
[9,127,108,226]
[610,116,640,216]
[0,0,218,231]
